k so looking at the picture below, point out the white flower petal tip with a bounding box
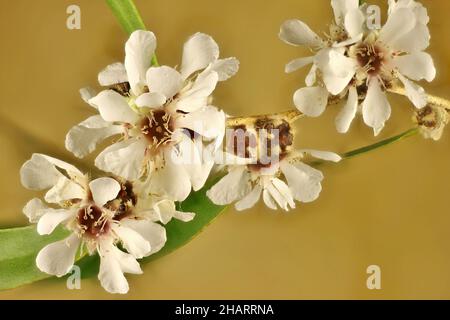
[98,62,128,86]
[280,161,324,203]
[98,242,142,294]
[146,66,182,99]
[285,56,314,74]
[293,86,329,117]
[125,30,157,95]
[301,149,342,163]
[181,32,220,79]
[20,154,84,191]
[362,79,392,136]
[89,90,139,124]
[234,185,263,211]
[65,116,122,159]
[95,138,147,181]
[36,234,80,277]
[335,86,358,133]
[79,87,97,105]
[89,177,121,207]
[204,57,240,81]
[279,19,324,48]
[206,167,251,206]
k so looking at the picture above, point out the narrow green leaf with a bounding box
[342,128,419,159]
[0,226,69,290]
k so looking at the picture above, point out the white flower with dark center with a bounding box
[280,0,436,136]
[207,120,341,211]
[66,30,239,201]
[20,154,169,294]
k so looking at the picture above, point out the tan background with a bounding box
[1,0,450,299]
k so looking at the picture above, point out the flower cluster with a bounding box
[19,0,445,295]
[21,31,238,294]
[280,0,439,136]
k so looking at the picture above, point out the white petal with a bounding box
[36,234,80,277]
[65,116,123,158]
[293,86,329,117]
[262,189,278,210]
[95,138,147,181]
[89,177,121,207]
[206,166,251,205]
[398,74,427,109]
[20,154,84,190]
[147,148,192,201]
[198,57,240,82]
[44,177,85,204]
[173,210,196,222]
[98,241,142,294]
[147,66,182,99]
[37,209,75,235]
[98,62,128,86]
[279,19,324,47]
[344,8,365,38]
[176,134,212,191]
[393,52,436,82]
[362,78,392,136]
[235,185,262,211]
[150,199,190,224]
[331,0,360,25]
[285,56,314,74]
[335,86,358,133]
[280,161,324,203]
[180,33,220,80]
[125,30,157,95]
[80,87,97,106]
[135,92,166,108]
[315,48,355,95]
[300,149,342,162]
[120,219,167,255]
[176,72,219,113]
[23,198,48,223]
[379,8,416,46]
[388,23,430,53]
[270,178,296,211]
[175,106,226,140]
[113,224,151,259]
[89,90,139,124]
[305,64,317,87]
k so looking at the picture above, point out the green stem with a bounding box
[106,0,159,66]
[342,127,419,160]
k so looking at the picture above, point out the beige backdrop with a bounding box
[1,0,450,299]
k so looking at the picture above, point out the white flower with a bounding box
[66,31,239,201]
[280,0,436,136]
[207,120,341,211]
[20,154,170,294]
[208,150,341,211]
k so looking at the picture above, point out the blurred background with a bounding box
[0,0,450,299]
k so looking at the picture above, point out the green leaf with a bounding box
[0,226,69,290]
[106,0,158,65]
[342,128,419,159]
[0,179,226,289]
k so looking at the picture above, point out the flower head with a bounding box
[66,31,239,201]
[19,154,192,294]
[280,0,436,136]
[207,118,341,211]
